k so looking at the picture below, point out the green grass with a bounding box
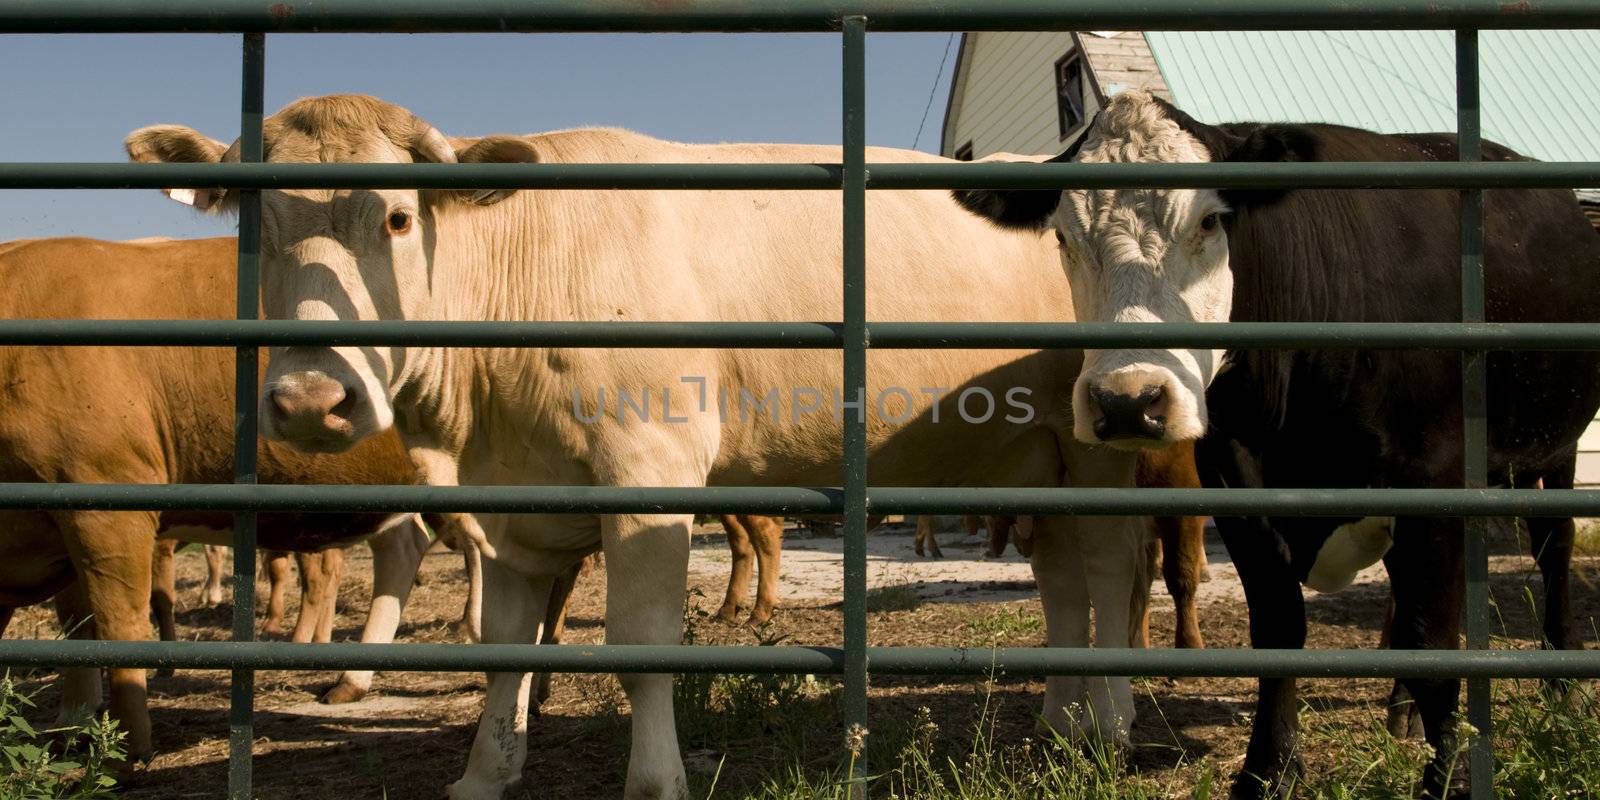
[960,607,1043,648]
[713,689,1218,800]
[1276,681,1600,799]
[865,585,923,614]
[0,671,125,800]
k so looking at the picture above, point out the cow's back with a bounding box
[440,132,1081,491]
[0,237,419,550]
[0,237,237,486]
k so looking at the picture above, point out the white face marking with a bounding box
[1054,94,1235,447]
[258,186,425,446]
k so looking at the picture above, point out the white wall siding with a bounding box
[944,31,1079,158]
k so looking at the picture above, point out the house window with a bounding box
[1056,51,1089,139]
[954,142,974,162]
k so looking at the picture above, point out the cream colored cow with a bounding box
[130,95,1148,800]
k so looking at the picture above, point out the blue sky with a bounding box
[0,33,958,241]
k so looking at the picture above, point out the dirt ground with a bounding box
[6,519,1597,799]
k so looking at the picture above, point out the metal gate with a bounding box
[3,3,1600,799]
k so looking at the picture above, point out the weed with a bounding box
[960,606,1042,647]
[0,671,125,800]
[865,585,922,614]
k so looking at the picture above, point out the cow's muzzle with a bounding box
[263,371,360,452]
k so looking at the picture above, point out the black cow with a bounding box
[953,90,1600,799]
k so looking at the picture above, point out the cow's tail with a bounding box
[460,533,483,643]
[421,511,486,643]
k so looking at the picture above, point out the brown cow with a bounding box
[892,444,1210,650]
[0,236,480,763]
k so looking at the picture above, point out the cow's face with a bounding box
[955,91,1236,449]
[127,95,534,453]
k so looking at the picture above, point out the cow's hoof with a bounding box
[1422,756,1472,800]
[1227,773,1288,800]
[320,682,368,705]
[446,776,515,800]
[713,603,741,624]
[1385,701,1423,739]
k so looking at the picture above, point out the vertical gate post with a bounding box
[841,14,870,795]
[1455,27,1494,800]
[229,30,265,800]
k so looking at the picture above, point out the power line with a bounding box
[912,32,957,153]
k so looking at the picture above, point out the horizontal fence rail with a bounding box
[4,160,1600,190]
[9,320,1600,350]
[6,641,1600,680]
[4,4,1600,799]
[3,0,1599,32]
[1,484,1597,517]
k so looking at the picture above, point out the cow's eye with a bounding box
[385,210,412,236]
[1199,212,1221,233]
[1054,229,1067,247]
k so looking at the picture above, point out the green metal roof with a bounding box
[1145,30,1600,167]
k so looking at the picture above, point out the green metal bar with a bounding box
[3,483,1600,517]
[0,484,843,513]
[0,163,840,190]
[2,0,1597,33]
[5,160,1599,190]
[840,15,870,792]
[13,319,1600,350]
[5,640,1600,681]
[0,320,846,348]
[1457,28,1494,799]
[866,322,1600,351]
[228,31,264,800]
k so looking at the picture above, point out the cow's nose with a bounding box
[1088,383,1169,442]
[265,374,357,441]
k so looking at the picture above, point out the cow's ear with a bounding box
[125,125,232,213]
[445,136,540,206]
[1225,125,1317,165]
[952,187,1062,231]
[951,137,1086,231]
[1218,125,1319,208]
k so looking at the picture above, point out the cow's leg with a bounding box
[1521,459,1576,655]
[323,518,431,704]
[534,556,585,711]
[963,514,983,538]
[1221,519,1307,799]
[1028,514,1093,738]
[1379,593,1425,738]
[149,539,179,679]
[746,515,784,626]
[1160,514,1207,649]
[290,549,343,644]
[1199,434,1305,800]
[1138,441,1207,648]
[262,551,291,637]
[1078,514,1145,741]
[914,515,943,558]
[57,510,158,764]
[52,581,104,726]
[1133,530,1159,650]
[449,556,553,800]
[715,514,753,622]
[603,511,691,800]
[201,544,226,606]
[985,515,1012,558]
[1388,517,1470,799]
